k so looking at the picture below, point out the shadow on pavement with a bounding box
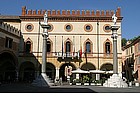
[0,83,96,93]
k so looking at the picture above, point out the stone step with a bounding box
[32,74,54,87]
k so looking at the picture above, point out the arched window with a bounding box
[47,41,51,53]
[86,42,91,53]
[66,41,71,53]
[25,41,31,53]
[105,42,111,55]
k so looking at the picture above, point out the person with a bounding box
[59,77,62,85]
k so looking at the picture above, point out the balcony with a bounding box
[57,52,80,62]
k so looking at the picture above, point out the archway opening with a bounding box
[59,63,76,82]
[19,61,35,82]
[100,63,113,78]
[0,52,17,83]
[46,62,56,80]
[81,63,96,82]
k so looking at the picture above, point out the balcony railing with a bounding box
[57,52,79,58]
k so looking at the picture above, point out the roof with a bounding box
[0,15,21,22]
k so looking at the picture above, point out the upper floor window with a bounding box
[25,41,31,53]
[47,24,53,32]
[84,24,93,32]
[25,23,34,32]
[86,42,91,53]
[64,24,73,32]
[104,24,111,32]
[105,42,111,55]
[5,37,13,49]
[66,41,71,52]
[47,41,51,52]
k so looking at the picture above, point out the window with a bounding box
[66,41,71,52]
[66,25,71,30]
[105,42,111,55]
[104,24,111,32]
[25,41,31,53]
[86,25,91,30]
[126,49,128,55]
[84,24,93,32]
[47,41,51,52]
[5,37,13,48]
[64,24,73,32]
[25,24,34,32]
[86,42,91,53]
[27,25,32,30]
[47,24,53,32]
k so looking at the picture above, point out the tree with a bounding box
[121,38,127,47]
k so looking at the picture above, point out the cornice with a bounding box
[20,15,123,22]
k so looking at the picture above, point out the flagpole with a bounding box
[62,36,64,59]
[79,36,82,67]
[97,21,99,70]
[55,35,56,55]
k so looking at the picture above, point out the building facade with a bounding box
[0,20,21,82]
[122,37,140,83]
[0,6,123,82]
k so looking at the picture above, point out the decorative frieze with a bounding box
[21,6,122,18]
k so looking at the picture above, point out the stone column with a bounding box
[111,25,119,74]
[55,67,60,79]
[103,14,128,88]
[42,32,47,74]
[32,12,53,87]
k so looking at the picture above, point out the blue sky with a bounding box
[0,0,139,40]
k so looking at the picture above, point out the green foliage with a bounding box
[83,75,89,83]
[128,35,140,42]
[121,38,127,47]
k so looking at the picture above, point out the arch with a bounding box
[81,62,96,70]
[100,63,113,79]
[81,63,96,82]
[25,38,33,53]
[0,51,18,82]
[47,38,53,53]
[84,38,93,53]
[46,62,56,80]
[59,63,76,82]
[100,63,113,71]
[19,61,35,82]
[0,50,18,66]
[103,39,112,56]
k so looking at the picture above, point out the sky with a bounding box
[0,0,139,40]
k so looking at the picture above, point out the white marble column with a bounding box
[55,67,60,79]
[103,14,128,88]
[32,12,54,87]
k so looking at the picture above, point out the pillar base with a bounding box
[32,73,54,87]
[103,74,128,88]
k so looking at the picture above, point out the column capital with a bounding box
[111,34,118,40]
[111,25,120,31]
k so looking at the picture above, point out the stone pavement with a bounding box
[0,82,140,93]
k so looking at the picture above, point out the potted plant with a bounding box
[83,75,90,85]
[72,79,76,85]
[90,79,96,85]
[76,79,81,85]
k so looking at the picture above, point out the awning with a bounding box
[89,70,106,74]
[71,68,89,74]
